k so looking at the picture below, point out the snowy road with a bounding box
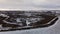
[0,16,59,34]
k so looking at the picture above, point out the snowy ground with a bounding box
[0,0,60,34]
[0,16,59,34]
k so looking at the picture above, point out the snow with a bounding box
[0,16,59,34]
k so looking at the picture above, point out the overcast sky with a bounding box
[0,0,60,10]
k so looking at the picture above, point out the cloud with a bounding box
[0,0,7,3]
[0,0,60,10]
[32,0,60,8]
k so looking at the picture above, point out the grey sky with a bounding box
[0,0,60,10]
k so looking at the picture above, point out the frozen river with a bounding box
[0,16,59,34]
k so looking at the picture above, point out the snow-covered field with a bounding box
[0,0,60,34]
[0,16,59,34]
